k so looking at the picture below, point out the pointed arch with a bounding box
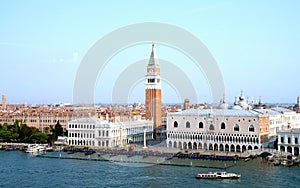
[234,124,239,131]
[249,124,255,132]
[174,121,178,128]
[186,121,190,128]
[221,122,226,129]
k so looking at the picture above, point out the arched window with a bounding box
[234,124,239,131]
[209,124,214,130]
[249,124,254,132]
[221,122,226,129]
[174,121,178,128]
[199,122,204,128]
[186,121,190,128]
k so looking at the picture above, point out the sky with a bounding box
[0,0,299,105]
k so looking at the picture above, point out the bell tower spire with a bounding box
[145,43,162,139]
[148,42,158,66]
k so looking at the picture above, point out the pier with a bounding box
[0,142,30,151]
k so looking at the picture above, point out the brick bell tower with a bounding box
[145,43,162,139]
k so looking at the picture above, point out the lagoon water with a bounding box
[1,151,300,188]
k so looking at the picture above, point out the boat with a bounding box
[5,147,14,151]
[26,144,45,153]
[273,160,281,166]
[281,160,287,166]
[195,171,241,179]
[45,146,54,152]
[84,149,96,155]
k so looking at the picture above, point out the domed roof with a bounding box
[233,105,242,110]
[239,95,245,101]
[218,103,228,110]
[239,100,249,110]
[218,96,228,109]
[233,97,238,105]
[239,90,245,101]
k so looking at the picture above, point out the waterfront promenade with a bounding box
[0,141,290,159]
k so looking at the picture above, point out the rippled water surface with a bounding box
[1,151,299,188]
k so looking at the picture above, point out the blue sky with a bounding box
[0,0,299,105]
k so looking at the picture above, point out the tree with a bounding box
[19,124,31,142]
[0,121,49,143]
[48,121,64,143]
[0,129,11,141]
[11,133,19,141]
[29,132,48,143]
[54,121,63,137]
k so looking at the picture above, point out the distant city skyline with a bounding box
[1,1,299,104]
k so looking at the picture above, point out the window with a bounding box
[281,136,284,143]
[186,121,190,128]
[288,137,291,144]
[221,122,225,129]
[249,125,254,132]
[199,122,203,128]
[295,138,298,144]
[234,124,239,131]
[209,124,214,130]
[148,78,155,83]
[174,121,178,128]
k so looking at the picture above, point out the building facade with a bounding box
[67,117,153,148]
[183,99,190,110]
[0,105,97,133]
[1,95,6,110]
[167,109,262,152]
[145,43,162,136]
[277,128,300,156]
[253,107,300,137]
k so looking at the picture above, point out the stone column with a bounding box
[143,126,147,149]
[285,146,287,153]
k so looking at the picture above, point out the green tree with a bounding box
[53,121,63,137]
[0,121,50,143]
[0,129,11,141]
[48,121,64,143]
[19,124,31,142]
[11,132,19,141]
[29,132,48,143]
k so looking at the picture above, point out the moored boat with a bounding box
[195,171,241,179]
[5,147,14,151]
[26,144,45,153]
[45,146,53,152]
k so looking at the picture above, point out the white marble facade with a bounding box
[278,128,300,156]
[167,109,261,152]
[67,117,153,148]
